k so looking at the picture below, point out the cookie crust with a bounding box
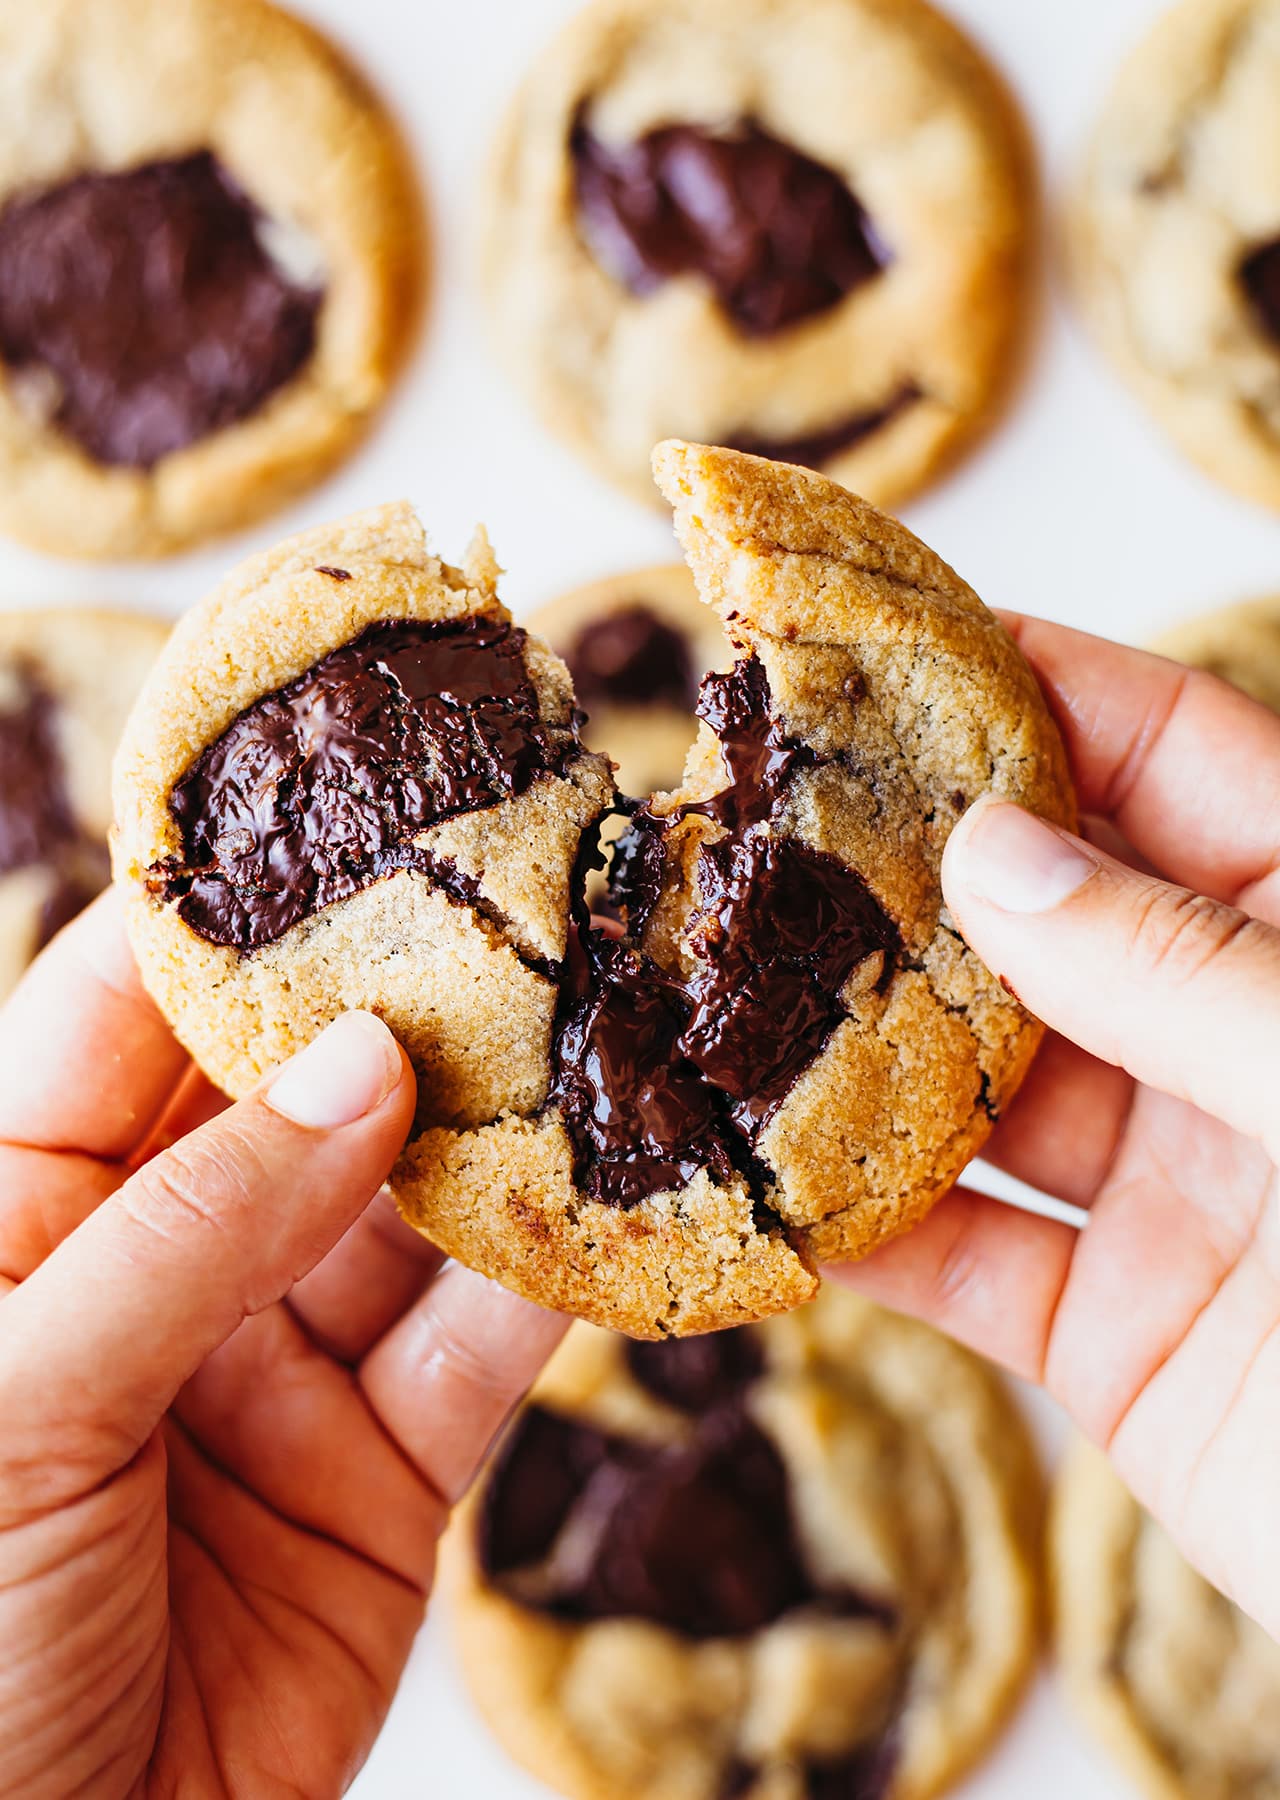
[0,0,421,559]
[447,1288,1043,1800]
[1071,0,1280,511]
[480,0,1032,511]
[1052,1441,1280,1800]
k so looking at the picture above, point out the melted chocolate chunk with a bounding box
[564,604,697,713]
[572,118,887,336]
[0,665,108,946]
[482,1401,889,1641]
[158,617,567,952]
[559,656,900,1201]
[1241,238,1280,345]
[0,152,321,467]
[720,1742,897,1800]
[728,385,920,471]
[625,1327,764,1413]
[680,834,899,1140]
[550,934,738,1205]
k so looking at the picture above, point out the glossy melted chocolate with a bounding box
[564,603,697,712]
[1241,237,1280,345]
[572,118,886,336]
[625,1326,764,1414]
[158,617,567,952]
[0,151,321,467]
[478,1330,890,1641]
[728,385,920,472]
[0,667,108,947]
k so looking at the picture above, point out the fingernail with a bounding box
[265,1012,400,1129]
[950,801,1099,914]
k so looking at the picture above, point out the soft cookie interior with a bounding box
[113,448,1073,1337]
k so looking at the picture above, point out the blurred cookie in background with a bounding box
[1072,0,1280,512]
[0,0,422,559]
[448,1287,1041,1800]
[0,607,168,998]
[528,563,726,802]
[1150,593,1280,714]
[480,0,1033,512]
[1053,1440,1280,1800]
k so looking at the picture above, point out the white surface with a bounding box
[11,0,1275,1792]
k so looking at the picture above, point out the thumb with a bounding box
[0,1011,415,1513]
[943,798,1280,1161]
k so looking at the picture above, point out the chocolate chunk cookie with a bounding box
[1151,593,1280,713]
[480,0,1032,511]
[1053,1441,1280,1800]
[0,606,168,999]
[0,0,421,559]
[112,446,1073,1337]
[447,1286,1042,1800]
[1071,0,1280,511]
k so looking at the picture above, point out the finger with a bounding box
[0,1012,416,1517]
[0,888,190,1160]
[983,1030,1134,1208]
[288,1188,445,1363]
[823,1185,1078,1382]
[359,1262,568,1506]
[944,798,1280,1159]
[134,1066,229,1165]
[1000,614,1280,914]
[175,1301,440,1590]
[0,1147,122,1292]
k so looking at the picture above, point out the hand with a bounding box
[830,615,1280,1638]
[0,894,566,1798]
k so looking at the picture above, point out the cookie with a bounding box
[1052,1441,1280,1800]
[480,0,1032,511]
[0,0,421,559]
[447,1285,1042,1800]
[1151,593,1280,713]
[1071,0,1280,512]
[529,563,726,802]
[112,444,1074,1337]
[0,606,168,999]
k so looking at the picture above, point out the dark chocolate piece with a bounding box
[720,1741,897,1800]
[0,664,107,946]
[727,385,920,471]
[157,617,568,952]
[0,151,321,468]
[564,603,698,712]
[481,1401,891,1641]
[572,118,887,336]
[1241,238,1280,346]
[625,1327,764,1413]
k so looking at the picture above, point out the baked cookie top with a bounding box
[528,563,727,804]
[1053,1442,1280,1800]
[448,1286,1042,1800]
[0,0,421,559]
[480,0,1031,511]
[1071,0,1280,511]
[1151,593,1280,714]
[112,444,1073,1338]
[0,606,168,999]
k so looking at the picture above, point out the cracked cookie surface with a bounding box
[112,446,1072,1337]
[1072,0,1280,511]
[1151,592,1280,713]
[480,0,1032,511]
[1053,1442,1280,1800]
[447,1286,1042,1800]
[0,606,167,999]
[0,0,421,559]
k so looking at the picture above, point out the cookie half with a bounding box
[0,606,168,999]
[480,0,1032,510]
[1150,593,1280,713]
[112,445,1073,1337]
[448,1286,1042,1800]
[0,0,421,559]
[1052,1441,1280,1800]
[1071,0,1280,511]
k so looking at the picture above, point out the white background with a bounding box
[11,0,1276,1793]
